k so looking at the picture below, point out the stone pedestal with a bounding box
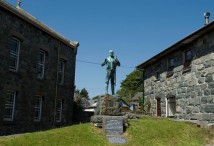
[91,115,128,128]
[91,94,128,144]
[94,94,123,116]
[91,94,128,127]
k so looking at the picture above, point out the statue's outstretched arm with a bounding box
[117,60,120,66]
[101,59,107,66]
[115,57,120,66]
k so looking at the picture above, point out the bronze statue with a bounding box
[101,50,120,95]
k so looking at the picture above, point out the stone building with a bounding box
[137,20,214,124]
[0,1,79,135]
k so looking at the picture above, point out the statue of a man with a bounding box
[101,50,120,95]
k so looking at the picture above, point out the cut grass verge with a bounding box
[0,117,213,146]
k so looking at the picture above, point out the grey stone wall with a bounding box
[0,6,76,135]
[143,30,214,124]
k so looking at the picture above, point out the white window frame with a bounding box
[34,96,43,122]
[37,50,46,79]
[56,99,62,123]
[4,91,16,121]
[9,38,20,71]
[58,59,65,84]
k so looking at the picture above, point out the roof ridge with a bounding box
[0,0,79,48]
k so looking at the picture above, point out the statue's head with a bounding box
[109,50,114,57]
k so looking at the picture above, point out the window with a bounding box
[56,99,63,123]
[58,59,65,84]
[167,58,175,77]
[168,58,175,70]
[156,72,161,81]
[183,50,193,69]
[37,50,46,79]
[4,91,16,121]
[155,65,161,81]
[184,50,193,62]
[34,96,43,122]
[9,38,20,71]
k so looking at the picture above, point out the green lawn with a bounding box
[0,117,213,146]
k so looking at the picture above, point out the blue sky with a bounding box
[5,0,214,98]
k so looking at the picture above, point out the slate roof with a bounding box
[0,0,79,48]
[132,92,143,101]
[136,21,214,69]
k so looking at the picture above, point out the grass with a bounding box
[0,117,213,146]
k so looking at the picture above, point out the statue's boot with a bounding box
[111,84,115,95]
[105,83,108,94]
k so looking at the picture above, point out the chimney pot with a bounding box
[204,12,210,25]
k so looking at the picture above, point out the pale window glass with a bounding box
[58,59,65,84]
[9,38,20,71]
[34,96,43,122]
[168,58,175,67]
[185,50,193,62]
[56,99,62,122]
[37,50,46,79]
[4,91,16,121]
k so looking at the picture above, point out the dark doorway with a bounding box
[156,98,161,116]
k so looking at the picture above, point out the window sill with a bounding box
[37,77,45,81]
[3,118,13,121]
[58,83,64,86]
[154,79,160,82]
[9,69,18,73]
[33,121,42,125]
[182,66,191,73]
[3,119,15,125]
[55,121,63,126]
[34,119,41,122]
[166,71,173,77]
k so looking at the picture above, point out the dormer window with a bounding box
[156,71,160,81]
[155,64,161,81]
[184,50,193,62]
[168,58,175,71]
[167,58,175,77]
[183,50,193,71]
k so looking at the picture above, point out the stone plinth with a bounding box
[91,115,128,128]
[91,94,128,144]
[95,94,123,116]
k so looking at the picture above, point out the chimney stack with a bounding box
[17,0,21,8]
[204,12,210,25]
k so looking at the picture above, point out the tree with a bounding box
[79,88,89,99]
[75,89,80,94]
[117,69,144,98]
[92,95,99,100]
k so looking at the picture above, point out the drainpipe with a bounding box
[71,41,79,122]
[142,69,145,113]
[53,41,60,126]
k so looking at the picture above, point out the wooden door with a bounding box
[156,98,161,116]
